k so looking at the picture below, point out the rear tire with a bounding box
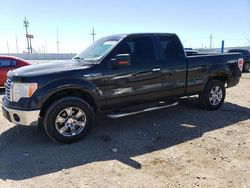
[243,62,250,72]
[44,97,94,144]
[199,79,225,111]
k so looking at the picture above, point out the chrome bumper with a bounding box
[2,105,40,126]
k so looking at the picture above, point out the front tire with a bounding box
[199,79,226,111]
[243,62,250,72]
[44,97,94,144]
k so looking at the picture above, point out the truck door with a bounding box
[102,35,162,111]
[157,35,187,97]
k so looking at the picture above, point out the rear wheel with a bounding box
[243,62,250,72]
[44,97,94,144]
[199,79,225,111]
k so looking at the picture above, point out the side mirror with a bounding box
[111,54,131,67]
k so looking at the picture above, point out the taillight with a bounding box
[238,58,244,72]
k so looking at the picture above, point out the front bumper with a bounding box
[2,105,40,126]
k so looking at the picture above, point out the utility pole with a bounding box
[246,38,250,47]
[6,40,9,54]
[56,26,60,59]
[210,34,213,49]
[29,38,32,54]
[23,17,30,53]
[91,27,96,43]
[29,37,33,54]
[15,34,19,53]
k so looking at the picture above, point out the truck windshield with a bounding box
[74,37,121,62]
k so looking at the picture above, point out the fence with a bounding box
[0,53,77,60]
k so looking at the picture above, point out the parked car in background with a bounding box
[185,49,199,56]
[228,49,250,72]
[0,56,30,87]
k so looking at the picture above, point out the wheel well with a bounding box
[40,89,97,118]
[209,76,227,85]
[201,76,227,93]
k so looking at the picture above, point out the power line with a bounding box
[184,36,250,42]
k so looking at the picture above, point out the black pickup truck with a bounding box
[2,33,243,143]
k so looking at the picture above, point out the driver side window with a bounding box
[116,36,155,65]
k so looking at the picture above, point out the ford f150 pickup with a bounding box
[2,33,244,143]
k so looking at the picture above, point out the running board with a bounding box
[107,101,179,118]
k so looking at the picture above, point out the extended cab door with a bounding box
[157,35,187,97]
[102,35,162,111]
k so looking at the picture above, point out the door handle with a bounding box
[152,68,161,72]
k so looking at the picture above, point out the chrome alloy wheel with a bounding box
[209,86,223,106]
[55,107,86,137]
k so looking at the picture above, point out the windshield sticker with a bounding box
[103,41,117,45]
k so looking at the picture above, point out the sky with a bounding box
[0,0,250,53]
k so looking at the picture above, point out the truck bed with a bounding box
[186,53,242,94]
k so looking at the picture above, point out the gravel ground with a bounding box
[0,74,249,188]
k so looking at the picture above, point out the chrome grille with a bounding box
[4,79,12,101]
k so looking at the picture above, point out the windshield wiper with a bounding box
[84,59,96,62]
[73,57,98,64]
[73,56,85,60]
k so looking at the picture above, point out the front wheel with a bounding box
[243,62,250,72]
[199,79,226,111]
[44,97,94,144]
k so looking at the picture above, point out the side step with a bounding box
[107,100,179,118]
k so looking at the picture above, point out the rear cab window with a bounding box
[159,36,179,60]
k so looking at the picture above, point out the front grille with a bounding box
[4,79,12,101]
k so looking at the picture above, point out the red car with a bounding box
[0,56,30,87]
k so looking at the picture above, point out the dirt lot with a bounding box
[0,74,249,188]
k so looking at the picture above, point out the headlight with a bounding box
[12,83,38,102]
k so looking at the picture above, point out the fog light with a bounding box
[13,114,20,122]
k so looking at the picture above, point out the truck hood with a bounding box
[8,60,92,77]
